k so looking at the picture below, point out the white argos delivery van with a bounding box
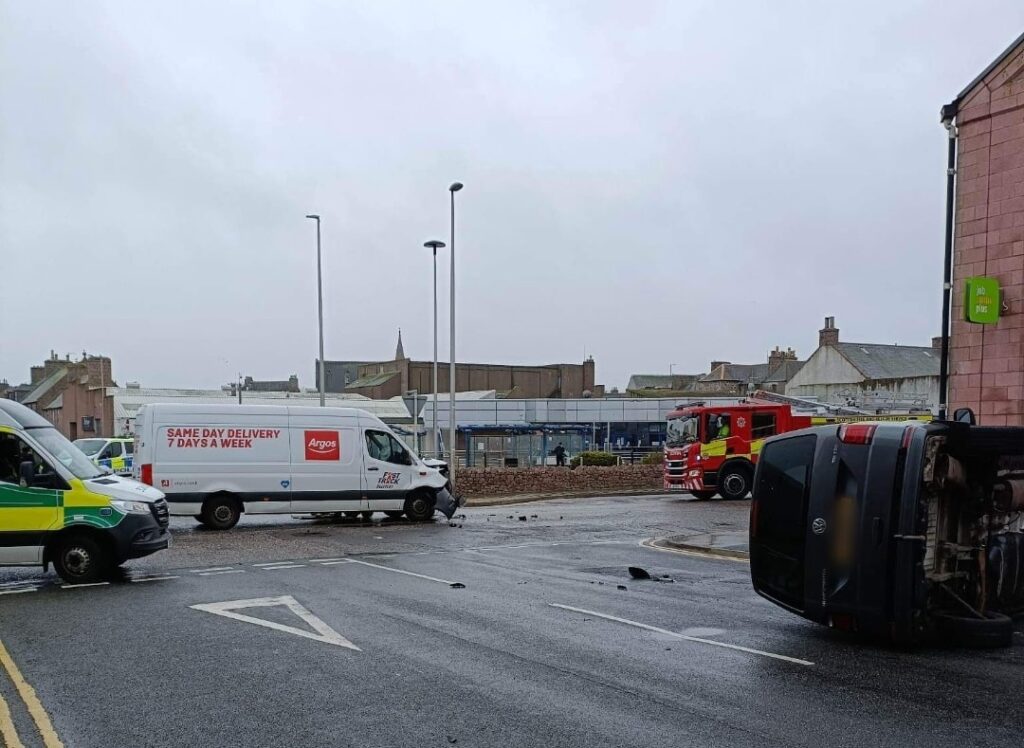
[132,403,460,530]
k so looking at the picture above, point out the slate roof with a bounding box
[762,360,806,383]
[626,374,700,391]
[834,343,940,380]
[21,368,67,406]
[346,371,399,389]
[700,359,805,386]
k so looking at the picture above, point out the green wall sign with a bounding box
[965,276,1000,324]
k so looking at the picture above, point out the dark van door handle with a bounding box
[367,466,380,472]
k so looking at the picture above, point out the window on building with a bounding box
[752,412,777,439]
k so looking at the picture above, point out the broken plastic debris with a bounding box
[518,516,527,522]
[449,582,466,589]
[628,566,652,580]
[616,584,628,591]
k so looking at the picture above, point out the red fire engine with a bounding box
[663,394,929,499]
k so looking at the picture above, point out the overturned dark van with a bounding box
[749,416,1023,647]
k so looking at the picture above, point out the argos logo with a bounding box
[304,430,340,461]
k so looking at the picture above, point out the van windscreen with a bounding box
[751,434,816,611]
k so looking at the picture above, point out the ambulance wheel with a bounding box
[690,490,716,501]
[720,464,752,501]
[404,491,436,522]
[52,534,109,585]
[384,511,405,520]
[200,495,241,530]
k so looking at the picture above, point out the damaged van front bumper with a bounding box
[434,484,466,519]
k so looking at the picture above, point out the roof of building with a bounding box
[44,394,62,410]
[626,374,700,391]
[945,31,1024,114]
[346,371,399,389]
[833,343,940,380]
[21,367,67,406]
[701,363,769,384]
[762,359,806,383]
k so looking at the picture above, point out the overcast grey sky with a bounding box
[2,2,1023,391]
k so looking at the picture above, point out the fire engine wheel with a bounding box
[689,490,717,501]
[719,465,752,501]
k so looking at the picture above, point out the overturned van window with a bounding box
[365,430,412,466]
[751,434,816,610]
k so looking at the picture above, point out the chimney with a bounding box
[932,336,943,350]
[30,366,45,384]
[768,346,784,367]
[819,316,839,347]
[710,360,730,373]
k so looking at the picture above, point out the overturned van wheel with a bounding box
[384,511,405,520]
[200,495,241,531]
[933,610,1013,648]
[404,491,436,522]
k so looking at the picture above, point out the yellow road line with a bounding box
[0,640,63,748]
[0,688,26,748]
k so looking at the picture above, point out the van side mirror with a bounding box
[953,407,976,425]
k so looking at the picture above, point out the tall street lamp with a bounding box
[424,239,446,456]
[448,181,463,483]
[306,214,325,407]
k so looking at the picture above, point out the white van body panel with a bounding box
[134,403,449,519]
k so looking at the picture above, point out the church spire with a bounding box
[395,328,405,360]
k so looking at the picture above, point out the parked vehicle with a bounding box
[74,436,134,475]
[0,399,169,583]
[664,394,928,499]
[750,413,1024,647]
[132,403,461,530]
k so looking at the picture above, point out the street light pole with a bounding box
[306,214,325,407]
[424,240,446,457]
[448,182,463,483]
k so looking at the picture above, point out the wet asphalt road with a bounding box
[0,495,1021,748]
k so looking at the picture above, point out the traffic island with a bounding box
[647,532,750,560]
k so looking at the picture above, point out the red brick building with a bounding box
[945,32,1024,424]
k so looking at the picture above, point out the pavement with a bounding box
[0,494,1021,748]
[653,531,751,559]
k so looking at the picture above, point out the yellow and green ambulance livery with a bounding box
[74,436,134,475]
[0,399,169,584]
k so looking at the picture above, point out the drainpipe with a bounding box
[938,110,958,421]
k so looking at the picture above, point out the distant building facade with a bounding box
[785,317,939,411]
[943,32,1024,424]
[693,346,804,395]
[11,351,117,439]
[320,332,602,400]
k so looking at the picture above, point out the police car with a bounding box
[74,437,134,475]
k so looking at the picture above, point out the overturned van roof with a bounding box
[0,399,57,430]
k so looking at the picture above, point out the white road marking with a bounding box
[131,575,180,583]
[260,564,306,571]
[253,561,296,567]
[198,569,245,576]
[0,587,37,596]
[345,558,457,586]
[308,557,347,563]
[549,603,814,667]
[640,537,749,563]
[190,595,360,650]
[0,579,45,588]
[319,560,354,566]
[191,566,234,573]
[60,582,109,589]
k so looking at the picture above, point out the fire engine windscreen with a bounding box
[666,416,699,447]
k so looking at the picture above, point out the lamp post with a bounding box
[306,214,325,407]
[424,240,446,456]
[406,389,421,454]
[448,182,463,482]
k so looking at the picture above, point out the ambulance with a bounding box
[0,399,169,584]
[74,436,134,475]
[132,403,462,530]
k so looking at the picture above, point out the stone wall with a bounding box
[455,464,662,498]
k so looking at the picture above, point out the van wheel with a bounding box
[360,511,374,520]
[690,490,716,501]
[719,465,752,500]
[933,610,1013,648]
[404,491,436,522]
[52,534,110,585]
[200,495,241,531]
[384,511,405,520]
